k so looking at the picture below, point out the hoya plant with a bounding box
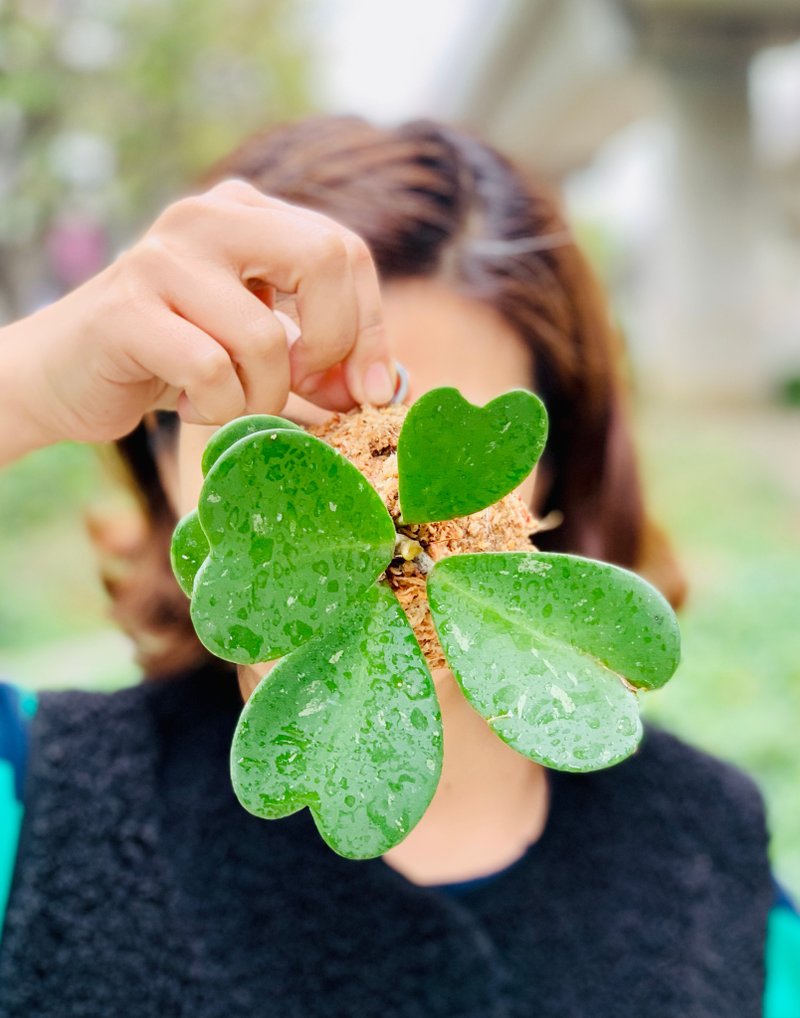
[171,388,680,859]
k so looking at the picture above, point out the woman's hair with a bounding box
[102,115,685,677]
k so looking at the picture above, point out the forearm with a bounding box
[0,310,61,467]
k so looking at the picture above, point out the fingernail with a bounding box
[363,362,395,406]
[274,309,301,344]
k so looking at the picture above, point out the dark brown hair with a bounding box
[105,115,685,677]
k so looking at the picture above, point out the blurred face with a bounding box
[174,277,536,514]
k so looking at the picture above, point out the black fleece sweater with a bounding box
[0,664,772,1018]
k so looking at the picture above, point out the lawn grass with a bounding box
[0,441,140,688]
[637,399,800,898]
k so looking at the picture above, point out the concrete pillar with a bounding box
[638,31,767,399]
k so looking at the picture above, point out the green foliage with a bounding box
[175,389,680,856]
[189,426,396,663]
[0,0,313,313]
[4,399,795,887]
[170,511,208,598]
[397,387,547,523]
[173,416,306,598]
[428,552,679,770]
[201,414,301,477]
[638,401,800,896]
[232,584,443,859]
[0,442,113,648]
[777,374,800,408]
[430,552,680,692]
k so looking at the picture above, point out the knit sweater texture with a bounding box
[0,664,773,1018]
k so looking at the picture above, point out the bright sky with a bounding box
[311,0,486,123]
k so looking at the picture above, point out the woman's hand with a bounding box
[0,179,395,464]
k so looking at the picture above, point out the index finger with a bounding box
[334,231,397,408]
[254,200,395,407]
[188,182,396,407]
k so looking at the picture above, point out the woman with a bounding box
[0,116,796,1017]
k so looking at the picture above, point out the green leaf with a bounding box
[427,552,681,772]
[201,414,301,477]
[190,429,396,663]
[397,387,548,523]
[170,509,209,596]
[170,417,301,605]
[231,583,443,859]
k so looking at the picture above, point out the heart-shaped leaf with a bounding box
[427,552,681,771]
[231,582,443,859]
[170,416,304,598]
[190,429,396,663]
[397,387,548,523]
[170,509,209,596]
[201,414,301,477]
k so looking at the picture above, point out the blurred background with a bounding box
[1,0,798,892]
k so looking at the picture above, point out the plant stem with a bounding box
[393,533,435,574]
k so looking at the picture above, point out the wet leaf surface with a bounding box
[171,416,302,597]
[428,552,681,771]
[170,509,209,596]
[231,583,443,859]
[397,387,548,523]
[190,429,396,663]
[201,414,301,477]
